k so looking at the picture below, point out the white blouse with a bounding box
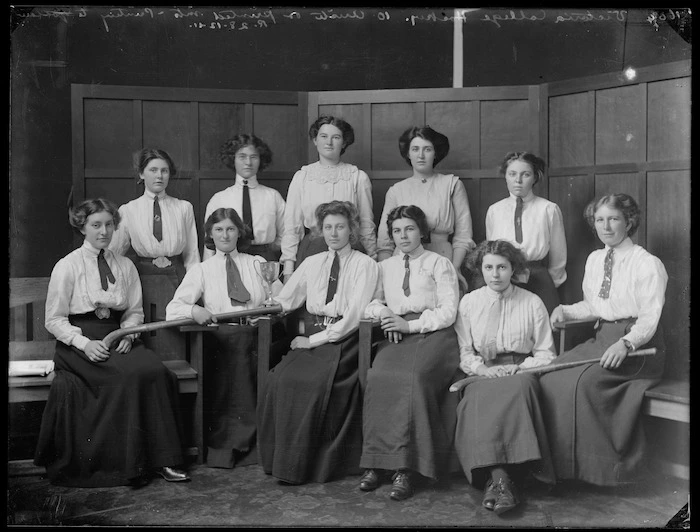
[486,192,567,287]
[166,249,281,319]
[275,243,379,348]
[454,284,556,375]
[365,246,458,333]
[559,237,668,350]
[377,173,475,257]
[280,162,377,265]
[45,241,144,351]
[109,190,200,270]
[202,174,286,260]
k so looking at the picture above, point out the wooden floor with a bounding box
[7,459,689,528]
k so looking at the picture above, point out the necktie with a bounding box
[514,197,524,244]
[402,254,411,296]
[226,253,251,305]
[153,195,163,242]
[242,180,253,242]
[598,248,614,299]
[97,249,116,291]
[326,252,340,304]
[480,294,503,362]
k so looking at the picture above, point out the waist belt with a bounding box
[136,254,183,269]
[312,314,343,328]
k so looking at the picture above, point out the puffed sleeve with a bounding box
[44,258,90,350]
[560,253,597,320]
[454,294,482,375]
[450,177,475,252]
[108,204,131,257]
[166,264,205,320]
[519,296,556,369]
[356,169,377,260]
[546,202,567,288]
[364,262,388,319]
[274,253,310,313]
[273,190,286,251]
[376,185,397,258]
[120,259,145,331]
[280,169,307,270]
[623,255,668,349]
[182,201,201,271]
[408,257,459,333]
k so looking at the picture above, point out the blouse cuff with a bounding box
[283,261,295,276]
[408,319,422,334]
[71,334,90,352]
[309,330,329,348]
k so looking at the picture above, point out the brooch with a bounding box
[95,306,111,320]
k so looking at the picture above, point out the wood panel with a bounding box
[425,101,480,170]
[595,85,645,165]
[83,99,135,171]
[646,170,690,379]
[549,92,594,169]
[142,101,195,169]
[371,103,422,170]
[480,100,530,169]
[198,102,245,171]
[647,78,691,161]
[253,104,300,172]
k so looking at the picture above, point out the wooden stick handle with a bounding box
[102,304,283,348]
[449,348,656,393]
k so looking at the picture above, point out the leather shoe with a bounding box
[359,469,382,491]
[389,470,414,501]
[482,479,499,511]
[493,477,519,515]
[155,466,191,482]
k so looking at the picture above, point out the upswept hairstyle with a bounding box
[465,239,527,278]
[133,148,178,181]
[386,205,431,243]
[314,200,360,245]
[309,116,355,155]
[398,126,450,167]
[70,198,121,234]
[498,151,546,184]
[219,134,274,172]
[583,193,641,237]
[203,207,253,251]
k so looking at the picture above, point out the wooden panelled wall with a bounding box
[72,59,689,378]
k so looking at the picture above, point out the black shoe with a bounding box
[359,469,382,491]
[130,474,151,489]
[155,466,191,482]
[482,479,499,511]
[389,470,414,501]
[493,477,520,515]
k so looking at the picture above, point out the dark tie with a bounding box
[97,249,116,291]
[326,252,340,304]
[226,253,251,305]
[480,294,503,362]
[402,254,411,296]
[242,179,253,242]
[153,195,163,242]
[514,197,524,244]
[598,248,614,299]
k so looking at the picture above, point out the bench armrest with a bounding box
[552,318,598,355]
[358,319,381,393]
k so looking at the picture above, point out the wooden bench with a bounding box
[8,277,203,461]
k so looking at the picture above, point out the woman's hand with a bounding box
[600,339,628,370]
[192,306,217,326]
[549,305,565,330]
[475,364,519,378]
[386,331,403,344]
[290,336,311,350]
[380,313,410,334]
[84,340,110,363]
[114,336,133,354]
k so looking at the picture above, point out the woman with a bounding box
[35,198,190,488]
[109,148,200,353]
[166,208,282,469]
[376,126,475,291]
[280,116,377,282]
[453,240,556,515]
[360,205,461,501]
[203,134,286,262]
[258,200,379,484]
[484,151,567,314]
[540,193,668,486]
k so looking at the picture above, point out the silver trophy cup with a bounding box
[255,260,281,306]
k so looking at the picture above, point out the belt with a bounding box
[312,314,343,328]
[595,317,635,330]
[136,254,182,269]
[483,352,529,367]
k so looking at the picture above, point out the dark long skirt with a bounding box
[33,312,184,487]
[257,321,363,484]
[516,262,560,316]
[360,327,460,480]
[132,253,186,360]
[454,355,555,489]
[204,326,258,468]
[243,243,282,262]
[538,320,666,486]
[296,231,366,268]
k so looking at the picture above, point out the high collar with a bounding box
[235,174,259,187]
[604,236,634,256]
[509,191,536,203]
[215,248,240,258]
[81,240,106,257]
[328,242,352,258]
[485,282,514,300]
[403,244,426,260]
[143,189,167,201]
